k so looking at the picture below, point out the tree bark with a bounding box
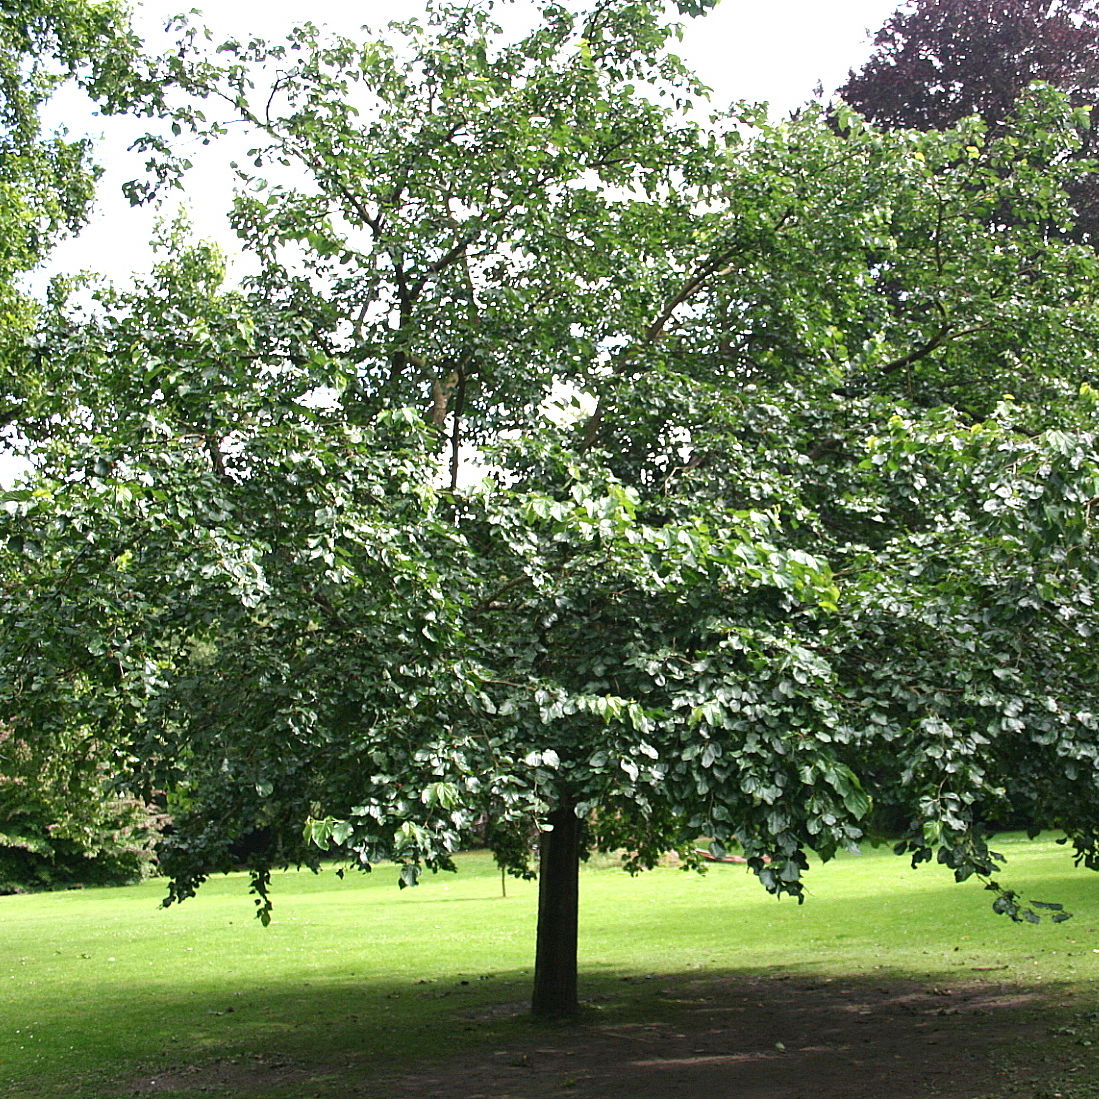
[531,804,581,1018]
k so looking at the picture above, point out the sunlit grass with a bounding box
[2,836,1097,1098]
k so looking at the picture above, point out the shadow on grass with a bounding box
[25,964,1099,1099]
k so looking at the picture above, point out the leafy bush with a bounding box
[0,725,161,893]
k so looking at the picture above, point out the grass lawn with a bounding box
[2,835,1098,1097]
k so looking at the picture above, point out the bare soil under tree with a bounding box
[130,972,1093,1098]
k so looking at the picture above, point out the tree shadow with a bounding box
[377,967,1093,1099]
[82,965,1095,1098]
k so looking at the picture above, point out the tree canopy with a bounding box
[0,0,140,339]
[3,0,1099,1015]
[0,0,165,892]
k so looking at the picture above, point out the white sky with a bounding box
[3,0,900,484]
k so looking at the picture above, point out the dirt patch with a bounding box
[377,975,1061,1098]
[124,973,1084,1098]
[128,1054,317,1094]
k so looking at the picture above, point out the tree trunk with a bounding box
[531,804,581,1018]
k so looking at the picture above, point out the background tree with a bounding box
[0,0,143,408]
[3,0,1099,1018]
[836,0,1099,239]
[0,0,167,891]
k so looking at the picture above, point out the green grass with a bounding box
[2,836,1098,1097]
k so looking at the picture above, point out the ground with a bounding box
[128,972,1096,1098]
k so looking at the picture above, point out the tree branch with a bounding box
[449,363,467,491]
[470,573,532,616]
[878,321,992,376]
[580,245,745,449]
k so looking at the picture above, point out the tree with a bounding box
[836,0,1099,239]
[0,0,168,891]
[0,0,142,399]
[0,717,160,893]
[3,0,1099,1017]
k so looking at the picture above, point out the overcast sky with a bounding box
[5,0,902,484]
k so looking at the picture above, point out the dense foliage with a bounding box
[0,725,159,893]
[3,0,1099,1011]
[0,0,164,890]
